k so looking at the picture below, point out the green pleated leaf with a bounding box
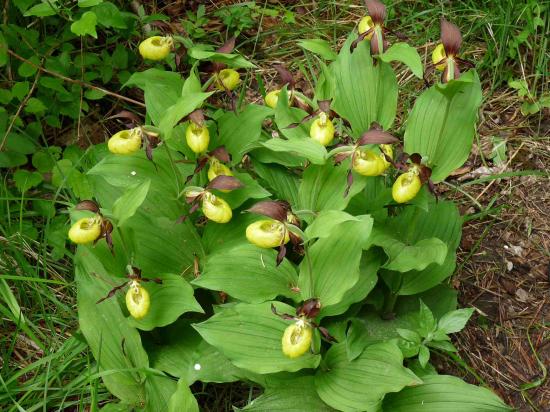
[75,249,148,407]
[371,229,448,272]
[193,302,321,374]
[159,92,213,138]
[404,70,483,182]
[331,35,398,137]
[382,375,512,411]
[241,375,336,411]
[379,43,423,79]
[298,39,338,61]
[298,215,373,307]
[168,378,199,412]
[315,342,422,412]
[147,320,248,385]
[216,104,272,162]
[297,160,367,215]
[252,160,300,207]
[143,374,177,412]
[129,273,203,331]
[187,47,256,68]
[262,137,327,165]
[112,179,151,227]
[193,243,299,303]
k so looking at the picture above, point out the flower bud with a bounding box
[215,68,241,91]
[432,43,447,71]
[358,15,375,39]
[246,219,290,249]
[309,112,335,146]
[107,128,143,155]
[352,149,386,176]
[138,36,173,61]
[392,171,422,203]
[202,192,232,223]
[282,321,313,359]
[68,216,102,244]
[125,281,150,320]
[186,122,210,154]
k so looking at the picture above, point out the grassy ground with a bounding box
[1,0,548,410]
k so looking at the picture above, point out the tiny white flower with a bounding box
[194,363,201,371]
[131,171,137,176]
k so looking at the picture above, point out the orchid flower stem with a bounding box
[163,144,183,196]
[303,243,315,300]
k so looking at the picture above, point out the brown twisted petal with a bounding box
[365,0,387,24]
[275,65,295,88]
[216,36,236,54]
[188,109,205,126]
[358,129,399,146]
[440,18,462,56]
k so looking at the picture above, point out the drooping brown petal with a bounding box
[350,28,373,52]
[297,298,321,318]
[275,65,294,88]
[357,129,399,146]
[370,34,383,55]
[440,18,462,56]
[271,303,295,320]
[365,0,386,24]
[188,109,205,126]
[217,36,236,54]
[185,157,209,184]
[247,200,289,222]
[75,200,100,213]
[145,143,154,162]
[334,151,352,164]
[207,175,243,191]
[318,325,338,342]
[96,282,128,304]
[276,243,286,266]
[419,165,432,183]
[209,146,231,163]
[409,153,422,165]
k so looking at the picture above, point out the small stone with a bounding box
[515,288,529,303]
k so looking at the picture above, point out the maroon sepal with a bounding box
[297,298,321,318]
[357,129,399,146]
[188,109,205,126]
[275,65,295,88]
[440,18,462,56]
[344,169,354,198]
[365,0,387,24]
[185,157,209,184]
[351,28,373,52]
[75,200,100,214]
[96,281,127,304]
[247,200,289,222]
[107,110,141,126]
[285,110,320,129]
[207,175,243,191]
[276,243,286,266]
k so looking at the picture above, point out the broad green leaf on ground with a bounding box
[143,374,177,412]
[381,201,461,295]
[129,273,202,331]
[187,47,256,68]
[242,375,336,411]
[297,39,338,61]
[124,69,184,125]
[305,210,362,240]
[201,213,258,254]
[404,70,483,182]
[382,375,512,411]
[371,228,447,272]
[126,214,204,276]
[315,342,421,412]
[331,36,398,136]
[320,249,381,318]
[252,160,300,208]
[297,160,368,217]
[112,179,151,227]
[437,308,475,334]
[168,378,199,412]
[298,215,373,307]
[146,320,247,385]
[214,171,271,209]
[262,137,327,165]
[193,243,299,303]
[379,43,423,79]
[70,11,98,38]
[216,104,272,162]
[75,250,148,407]
[193,302,321,374]
[13,169,43,192]
[159,92,213,138]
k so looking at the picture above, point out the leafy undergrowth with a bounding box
[0,1,548,411]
